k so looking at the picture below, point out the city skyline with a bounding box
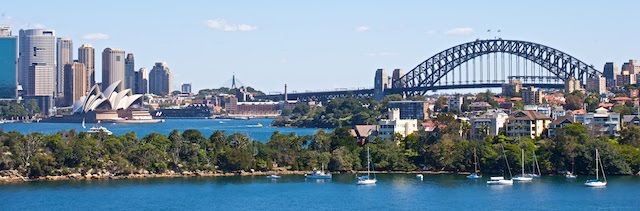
[2,0,640,93]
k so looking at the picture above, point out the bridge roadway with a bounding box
[255,83,563,101]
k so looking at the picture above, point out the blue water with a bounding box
[1,174,638,210]
[0,118,321,141]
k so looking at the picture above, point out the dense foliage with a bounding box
[2,124,640,179]
[273,97,384,128]
[196,86,265,97]
[0,101,40,119]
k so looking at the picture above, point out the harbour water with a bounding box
[0,118,320,141]
[1,174,638,210]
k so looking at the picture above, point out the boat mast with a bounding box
[595,149,599,181]
[534,151,541,175]
[502,145,513,178]
[367,147,371,178]
[521,149,525,176]
[474,148,478,174]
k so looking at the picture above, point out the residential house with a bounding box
[506,110,552,139]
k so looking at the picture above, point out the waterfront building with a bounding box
[469,110,509,140]
[391,68,405,88]
[0,26,17,99]
[124,53,135,90]
[56,37,73,99]
[134,67,148,94]
[78,44,95,88]
[586,75,606,95]
[101,48,125,91]
[377,108,419,140]
[387,101,428,120]
[149,62,172,96]
[505,110,551,139]
[547,115,575,137]
[18,29,56,96]
[181,83,192,94]
[522,86,543,105]
[603,62,618,88]
[63,62,86,106]
[373,68,389,101]
[574,107,620,136]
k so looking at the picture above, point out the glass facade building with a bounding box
[0,33,17,99]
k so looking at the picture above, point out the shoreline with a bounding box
[0,170,467,184]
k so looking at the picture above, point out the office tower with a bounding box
[392,68,405,89]
[124,53,135,90]
[101,48,125,90]
[602,62,618,88]
[78,44,95,88]
[0,26,17,99]
[18,29,56,96]
[149,62,172,96]
[56,37,73,99]
[374,68,389,101]
[586,75,606,95]
[181,83,192,94]
[63,62,86,106]
[134,67,148,94]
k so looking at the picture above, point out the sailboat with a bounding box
[81,118,87,129]
[566,157,577,179]
[487,145,513,185]
[305,162,332,179]
[528,151,541,178]
[357,147,377,185]
[513,149,533,181]
[467,148,482,179]
[584,149,607,187]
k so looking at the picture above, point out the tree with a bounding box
[620,126,640,148]
[564,94,583,110]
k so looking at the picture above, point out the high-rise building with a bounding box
[564,76,582,93]
[181,83,192,94]
[603,62,618,88]
[391,69,405,88]
[18,29,56,96]
[63,62,86,106]
[101,48,125,91]
[622,59,640,75]
[586,75,606,95]
[502,79,522,97]
[149,62,172,96]
[134,67,148,94]
[124,53,135,90]
[26,63,54,96]
[78,44,95,88]
[0,26,17,99]
[374,68,389,101]
[522,86,543,105]
[56,37,73,99]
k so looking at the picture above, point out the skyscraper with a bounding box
[0,26,17,99]
[18,29,56,96]
[63,62,86,106]
[101,48,125,90]
[603,62,618,88]
[149,62,172,96]
[56,37,73,99]
[78,44,95,88]
[134,67,148,94]
[124,53,135,90]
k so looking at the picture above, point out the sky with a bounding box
[2,0,639,94]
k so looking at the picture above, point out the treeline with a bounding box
[0,101,40,119]
[2,122,640,179]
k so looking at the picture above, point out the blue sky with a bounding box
[2,0,638,93]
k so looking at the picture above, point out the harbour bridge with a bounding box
[256,39,602,101]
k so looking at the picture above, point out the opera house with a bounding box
[45,81,161,123]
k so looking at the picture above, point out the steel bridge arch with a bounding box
[396,39,602,96]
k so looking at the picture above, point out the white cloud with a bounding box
[356,26,370,32]
[205,19,258,32]
[444,27,474,35]
[82,33,110,40]
[366,52,397,57]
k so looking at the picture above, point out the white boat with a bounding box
[467,148,482,179]
[305,163,332,179]
[357,147,377,185]
[266,174,281,179]
[528,151,542,178]
[487,145,513,185]
[513,149,533,181]
[416,174,424,180]
[585,149,607,187]
[566,157,577,179]
[487,176,514,185]
[81,118,87,129]
[87,125,113,135]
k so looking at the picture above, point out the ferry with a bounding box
[87,126,113,135]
